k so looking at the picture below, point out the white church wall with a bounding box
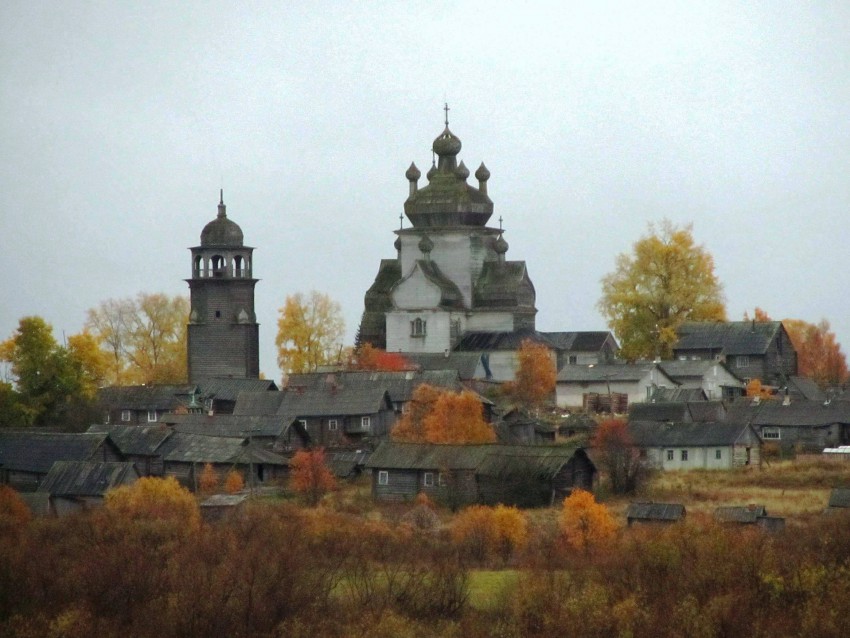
[392,267,443,309]
[386,310,452,353]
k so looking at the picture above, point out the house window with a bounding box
[105,412,110,424]
[361,416,371,430]
[715,449,722,460]
[736,356,750,368]
[423,472,434,487]
[328,419,338,431]
[410,318,427,337]
[568,355,578,365]
[204,399,214,412]
[762,427,781,440]
[121,410,131,422]
[378,471,389,485]
[298,419,307,429]
[666,450,674,461]
[438,472,447,486]
[147,410,157,422]
[681,450,689,462]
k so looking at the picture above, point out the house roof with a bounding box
[365,441,590,477]
[674,321,784,356]
[626,502,686,521]
[828,488,850,508]
[454,329,549,352]
[557,363,676,384]
[714,505,767,524]
[658,360,742,383]
[200,493,249,508]
[648,387,709,403]
[163,413,289,438]
[158,432,288,466]
[785,376,826,402]
[194,377,278,402]
[725,399,850,427]
[629,400,726,423]
[285,369,464,405]
[232,391,287,416]
[402,352,483,380]
[627,420,755,447]
[87,424,172,456]
[473,261,536,310]
[37,461,138,497]
[97,384,195,411]
[0,431,114,473]
[540,331,617,352]
[277,382,392,418]
[327,449,371,478]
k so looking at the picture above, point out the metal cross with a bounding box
[499,215,503,230]
[443,102,450,127]
[399,213,403,229]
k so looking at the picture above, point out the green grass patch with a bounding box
[467,569,520,610]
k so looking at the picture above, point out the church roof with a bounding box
[414,260,465,309]
[200,191,244,247]
[473,261,536,309]
[403,123,493,228]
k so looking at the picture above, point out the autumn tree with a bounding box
[349,343,413,371]
[559,489,617,554]
[392,384,496,444]
[85,292,189,384]
[451,504,529,564]
[104,476,200,531]
[591,418,648,495]
[198,463,219,494]
[783,318,849,389]
[275,291,345,380]
[598,220,726,360]
[289,448,337,506]
[506,338,556,410]
[224,469,245,494]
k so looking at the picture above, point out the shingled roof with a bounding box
[557,363,676,384]
[0,431,116,473]
[674,321,784,356]
[87,424,172,455]
[725,399,850,427]
[628,420,756,447]
[715,505,768,524]
[473,261,536,310]
[38,461,138,497]
[455,329,549,352]
[402,352,483,380]
[658,359,741,382]
[232,391,286,416]
[626,502,686,522]
[194,377,278,402]
[629,400,726,423]
[286,370,464,404]
[277,382,392,418]
[541,331,617,352]
[164,413,289,438]
[97,384,195,411]
[157,432,288,466]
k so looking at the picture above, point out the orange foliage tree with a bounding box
[591,419,647,495]
[0,485,31,529]
[783,318,849,389]
[392,384,496,444]
[290,448,337,506]
[743,307,772,322]
[506,338,557,410]
[559,489,617,554]
[350,343,414,371]
[746,379,775,400]
[104,476,200,530]
[224,469,245,494]
[198,463,219,494]
[451,504,529,564]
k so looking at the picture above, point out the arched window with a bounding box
[211,255,225,277]
[194,255,203,277]
[410,317,427,337]
[233,255,244,277]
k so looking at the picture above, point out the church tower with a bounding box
[359,112,537,353]
[186,191,260,382]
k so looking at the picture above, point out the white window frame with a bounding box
[681,450,689,462]
[361,416,371,430]
[121,409,131,422]
[378,470,389,485]
[762,427,781,440]
[328,418,338,431]
[410,317,427,337]
[423,472,434,487]
[147,410,157,423]
[298,419,307,428]
[666,450,674,461]
[105,412,110,424]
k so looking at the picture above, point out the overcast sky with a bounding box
[2,1,849,381]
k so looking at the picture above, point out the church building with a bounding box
[186,192,260,382]
[360,116,537,356]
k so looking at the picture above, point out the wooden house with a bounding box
[0,431,123,492]
[827,488,850,511]
[628,420,761,470]
[365,441,596,508]
[37,461,139,516]
[673,321,797,385]
[193,377,278,415]
[541,331,620,368]
[200,493,250,523]
[629,400,728,424]
[556,363,678,411]
[454,330,557,382]
[97,384,196,425]
[715,505,785,531]
[626,502,686,526]
[657,360,745,401]
[88,424,172,476]
[725,399,850,452]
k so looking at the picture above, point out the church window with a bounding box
[410,318,427,337]
[233,255,244,277]
[211,255,225,277]
[194,255,203,277]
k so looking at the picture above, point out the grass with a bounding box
[467,570,520,610]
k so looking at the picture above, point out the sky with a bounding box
[2,1,850,382]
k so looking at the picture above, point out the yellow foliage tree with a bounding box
[598,220,726,360]
[507,338,557,410]
[66,331,110,400]
[392,384,495,444]
[783,318,849,389]
[560,489,617,554]
[451,504,529,564]
[104,476,200,530]
[275,291,345,380]
[224,469,245,494]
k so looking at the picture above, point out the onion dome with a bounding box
[432,126,462,157]
[426,163,437,181]
[475,162,490,182]
[418,235,434,254]
[394,236,402,252]
[201,191,244,247]
[405,162,421,182]
[455,160,470,180]
[494,234,509,255]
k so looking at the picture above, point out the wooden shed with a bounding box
[626,502,686,526]
[37,461,139,516]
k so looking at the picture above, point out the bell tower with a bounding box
[186,191,260,382]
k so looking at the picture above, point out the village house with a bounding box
[657,359,745,401]
[0,431,123,492]
[627,420,761,470]
[453,330,556,382]
[88,423,172,476]
[365,441,596,508]
[714,505,785,531]
[673,321,798,385]
[629,400,728,423]
[626,502,686,526]
[37,461,139,516]
[541,331,620,368]
[556,363,678,412]
[98,384,196,425]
